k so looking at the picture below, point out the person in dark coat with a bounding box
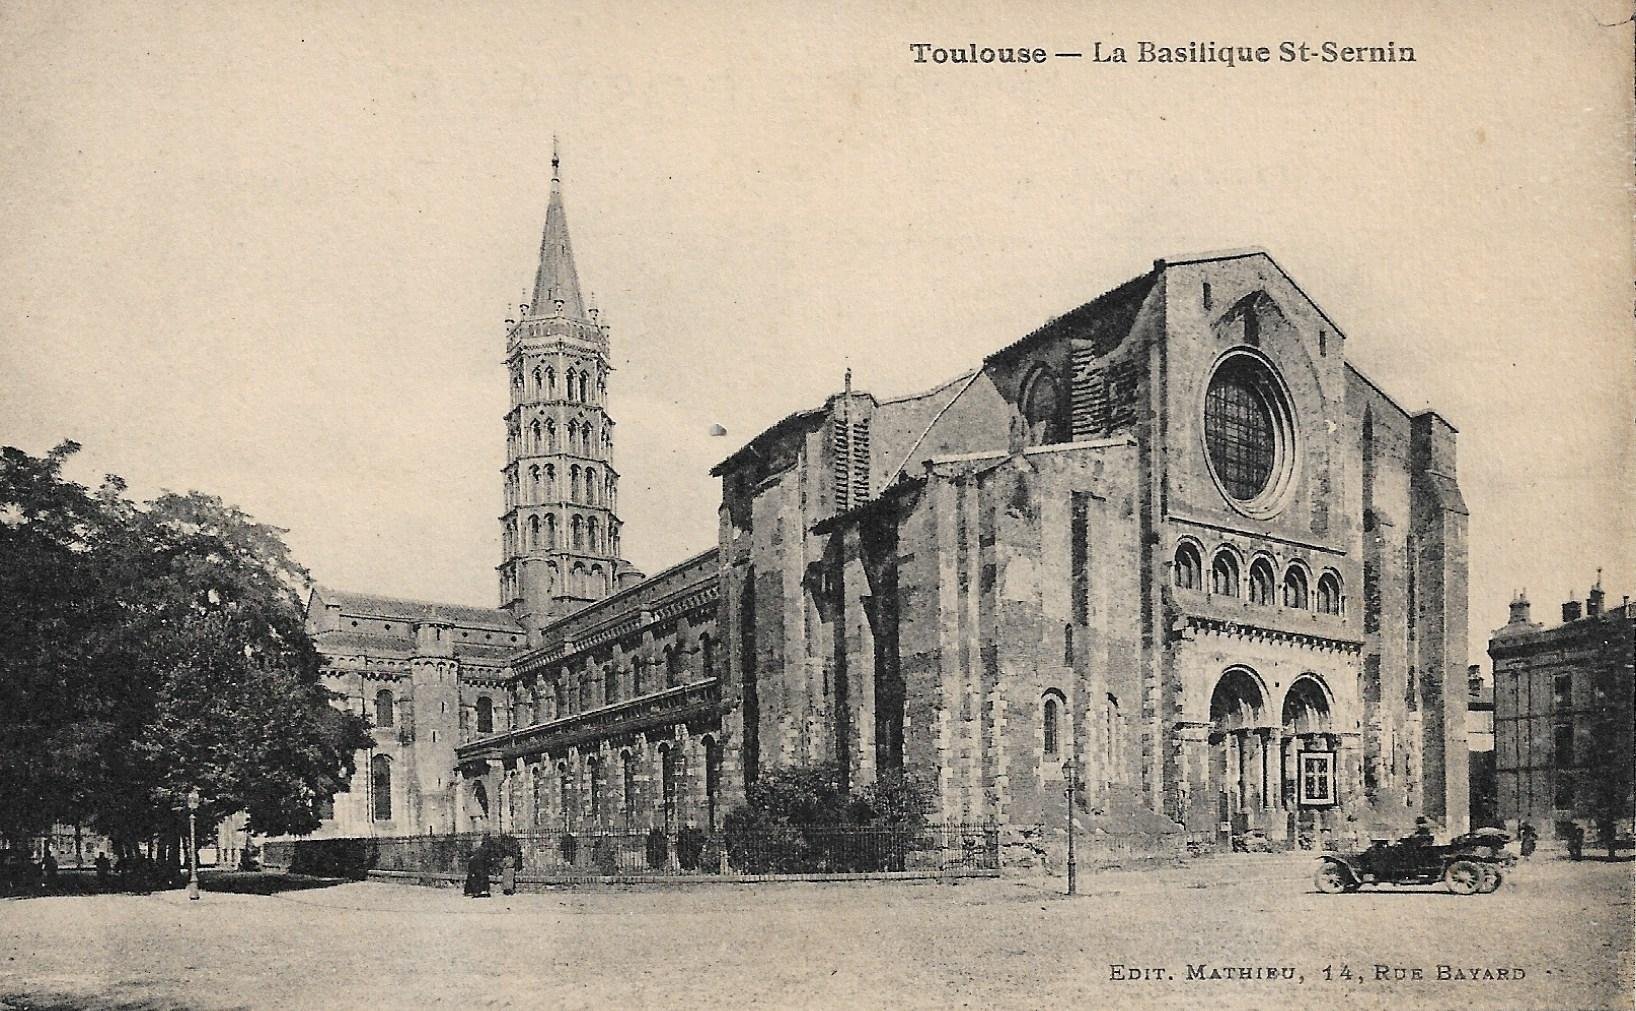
[464,847,490,898]
[1518,821,1538,858]
[95,852,112,889]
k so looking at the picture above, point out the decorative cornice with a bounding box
[457,678,721,764]
[1184,615,1363,655]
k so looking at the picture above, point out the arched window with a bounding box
[558,763,573,828]
[700,634,715,677]
[703,736,722,831]
[530,419,542,451]
[659,744,678,831]
[370,755,392,821]
[1174,543,1202,590]
[1283,566,1309,610]
[476,696,494,734]
[546,420,558,453]
[1043,695,1061,758]
[604,662,618,705]
[571,516,584,551]
[665,644,681,688]
[529,514,541,549]
[566,368,578,401]
[532,365,543,393]
[545,513,557,547]
[622,750,637,822]
[578,373,589,403]
[553,680,567,716]
[532,766,546,827]
[544,463,556,497]
[1063,624,1074,666]
[1249,558,1276,605]
[529,465,541,498]
[374,688,395,728]
[590,564,605,595]
[1317,572,1343,615]
[570,465,581,502]
[1212,551,1240,598]
[582,424,593,455]
[587,757,602,820]
[1019,367,1065,446]
[584,468,597,504]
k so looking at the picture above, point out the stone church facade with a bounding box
[298,156,1469,846]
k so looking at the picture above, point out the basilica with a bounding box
[300,153,1470,849]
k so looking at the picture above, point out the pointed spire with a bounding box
[530,138,585,320]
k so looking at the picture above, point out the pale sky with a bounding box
[3,1,1632,667]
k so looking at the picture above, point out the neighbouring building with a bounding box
[1467,664,1497,827]
[1489,579,1636,843]
[288,152,1474,849]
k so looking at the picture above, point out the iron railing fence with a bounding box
[351,821,1000,879]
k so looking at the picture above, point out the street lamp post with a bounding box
[1062,759,1077,897]
[186,788,201,901]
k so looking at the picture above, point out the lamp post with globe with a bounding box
[186,788,201,901]
[1062,759,1077,896]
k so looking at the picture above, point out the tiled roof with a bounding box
[315,587,522,630]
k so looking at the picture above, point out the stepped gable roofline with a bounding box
[311,586,523,631]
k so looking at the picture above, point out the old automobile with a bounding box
[1314,830,1510,895]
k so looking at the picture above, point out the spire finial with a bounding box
[844,367,853,395]
[551,136,561,187]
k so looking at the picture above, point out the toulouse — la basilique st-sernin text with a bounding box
[910,42,1416,66]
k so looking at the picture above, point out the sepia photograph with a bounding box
[1,2,1632,1008]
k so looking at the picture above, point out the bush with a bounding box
[721,764,934,873]
[591,838,617,876]
[676,826,707,870]
[559,832,578,865]
[645,827,669,869]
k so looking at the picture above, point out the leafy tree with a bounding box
[0,441,371,853]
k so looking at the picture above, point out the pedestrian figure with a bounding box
[1410,816,1434,845]
[464,847,490,898]
[1566,823,1584,861]
[1518,821,1537,858]
[95,852,112,889]
[41,848,57,891]
[501,852,517,895]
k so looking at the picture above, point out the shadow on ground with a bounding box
[1,870,346,900]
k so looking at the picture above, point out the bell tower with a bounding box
[499,141,625,630]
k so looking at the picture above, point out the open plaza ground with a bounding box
[1,854,1630,1010]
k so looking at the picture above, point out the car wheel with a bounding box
[1445,860,1483,895]
[1477,865,1503,893]
[1314,862,1350,894]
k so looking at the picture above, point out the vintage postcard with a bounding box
[1,2,1631,1008]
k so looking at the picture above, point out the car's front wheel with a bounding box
[1445,860,1484,895]
[1314,862,1351,894]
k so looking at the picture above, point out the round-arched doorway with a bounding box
[1280,674,1338,837]
[1208,667,1272,841]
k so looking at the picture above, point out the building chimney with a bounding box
[1508,589,1532,625]
[1562,593,1582,624]
[1587,569,1605,617]
[1467,664,1483,697]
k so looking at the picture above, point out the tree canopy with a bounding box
[0,441,371,848]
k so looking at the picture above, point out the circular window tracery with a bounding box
[1200,350,1297,518]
